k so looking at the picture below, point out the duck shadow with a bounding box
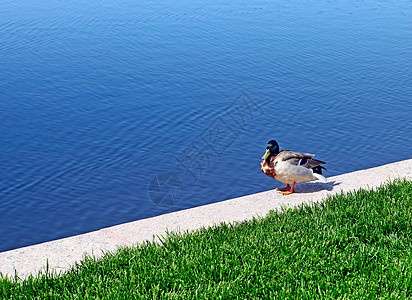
[293,181,341,193]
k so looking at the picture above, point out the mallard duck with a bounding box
[260,140,327,195]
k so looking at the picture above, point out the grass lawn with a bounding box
[1,179,412,299]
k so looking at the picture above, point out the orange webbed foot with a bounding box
[281,182,295,195]
[277,184,290,191]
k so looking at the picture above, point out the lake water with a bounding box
[1,0,411,252]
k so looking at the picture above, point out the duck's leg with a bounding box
[281,182,296,195]
[277,184,290,191]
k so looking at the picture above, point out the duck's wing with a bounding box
[276,150,314,162]
[276,150,327,170]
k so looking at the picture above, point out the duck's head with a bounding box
[262,140,280,160]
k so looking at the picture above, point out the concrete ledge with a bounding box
[1,159,411,279]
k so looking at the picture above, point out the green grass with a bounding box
[2,179,412,299]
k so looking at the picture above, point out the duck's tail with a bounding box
[313,172,327,182]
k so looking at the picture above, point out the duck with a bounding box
[260,140,327,195]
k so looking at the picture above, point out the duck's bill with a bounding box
[262,149,270,160]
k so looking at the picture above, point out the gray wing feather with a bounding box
[277,150,327,170]
[277,150,315,161]
[300,158,327,169]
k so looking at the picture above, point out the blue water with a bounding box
[1,0,411,252]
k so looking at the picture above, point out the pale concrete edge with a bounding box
[1,159,411,280]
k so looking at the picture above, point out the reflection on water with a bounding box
[0,0,411,252]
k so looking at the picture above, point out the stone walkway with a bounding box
[1,159,411,279]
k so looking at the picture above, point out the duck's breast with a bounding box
[261,159,276,178]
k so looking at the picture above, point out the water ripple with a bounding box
[0,0,411,252]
